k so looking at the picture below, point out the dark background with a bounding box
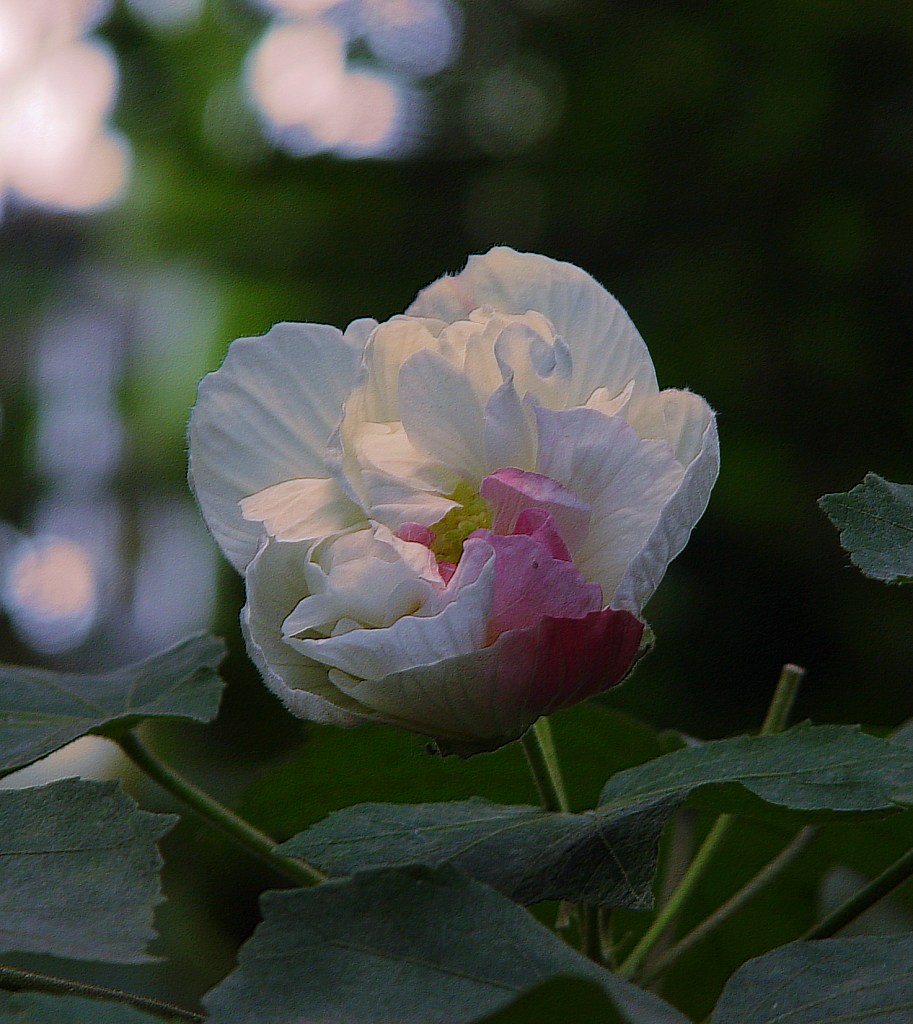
[1,0,912,1014]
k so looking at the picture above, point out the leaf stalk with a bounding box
[616,663,805,980]
[117,731,325,887]
[0,963,201,1022]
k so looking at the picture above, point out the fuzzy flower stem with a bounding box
[520,718,569,813]
[117,731,325,887]
[617,664,806,981]
[0,962,201,1022]
[522,718,607,958]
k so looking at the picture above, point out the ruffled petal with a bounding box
[493,320,572,410]
[240,477,362,543]
[492,608,646,728]
[534,405,685,603]
[482,382,538,472]
[470,529,603,641]
[480,466,591,553]
[357,316,441,422]
[241,537,372,726]
[347,422,460,529]
[613,391,719,614]
[398,348,489,483]
[332,605,645,753]
[189,322,363,571]
[282,524,442,638]
[289,540,495,680]
[407,247,659,414]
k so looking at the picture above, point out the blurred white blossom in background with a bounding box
[247,0,462,158]
[0,0,129,215]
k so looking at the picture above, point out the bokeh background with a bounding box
[1,0,913,1016]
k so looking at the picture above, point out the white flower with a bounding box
[0,0,128,215]
[189,248,718,753]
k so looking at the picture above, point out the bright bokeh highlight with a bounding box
[0,0,128,214]
[248,0,461,158]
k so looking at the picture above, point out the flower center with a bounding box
[429,482,492,565]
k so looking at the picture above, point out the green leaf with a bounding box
[0,633,225,777]
[819,473,913,584]
[599,724,913,817]
[0,992,162,1024]
[711,936,913,1022]
[239,702,664,841]
[471,978,626,1023]
[0,779,176,962]
[278,795,677,909]
[203,866,687,1024]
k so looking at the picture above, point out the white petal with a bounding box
[407,247,659,410]
[282,524,441,637]
[328,645,505,742]
[585,380,635,419]
[357,316,441,421]
[289,542,495,682]
[483,381,538,472]
[534,405,684,602]
[398,349,488,483]
[240,477,362,543]
[189,322,362,571]
[241,537,372,726]
[493,321,572,410]
[350,422,460,528]
[613,392,719,614]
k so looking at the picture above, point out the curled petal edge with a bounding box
[613,392,720,615]
[331,607,650,756]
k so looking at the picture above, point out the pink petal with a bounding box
[512,508,571,561]
[480,467,591,553]
[462,529,602,643]
[395,522,435,547]
[495,607,646,720]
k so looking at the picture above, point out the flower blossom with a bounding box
[0,0,129,215]
[189,249,719,753]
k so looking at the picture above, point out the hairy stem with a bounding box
[0,963,201,1022]
[520,718,569,813]
[522,718,609,960]
[117,731,325,887]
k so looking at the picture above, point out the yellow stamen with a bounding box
[429,482,493,564]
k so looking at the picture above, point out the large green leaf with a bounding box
[0,634,225,777]
[278,795,677,909]
[0,992,163,1024]
[599,724,913,816]
[819,473,913,584]
[239,702,664,840]
[203,865,687,1024]
[472,978,626,1023]
[711,936,913,1022]
[0,780,176,962]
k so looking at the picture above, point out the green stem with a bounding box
[0,963,201,1022]
[760,664,805,735]
[616,663,805,981]
[640,825,816,984]
[117,731,325,887]
[522,719,609,960]
[520,718,569,813]
[581,904,603,962]
[617,814,735,979]
[803,844,913,940]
